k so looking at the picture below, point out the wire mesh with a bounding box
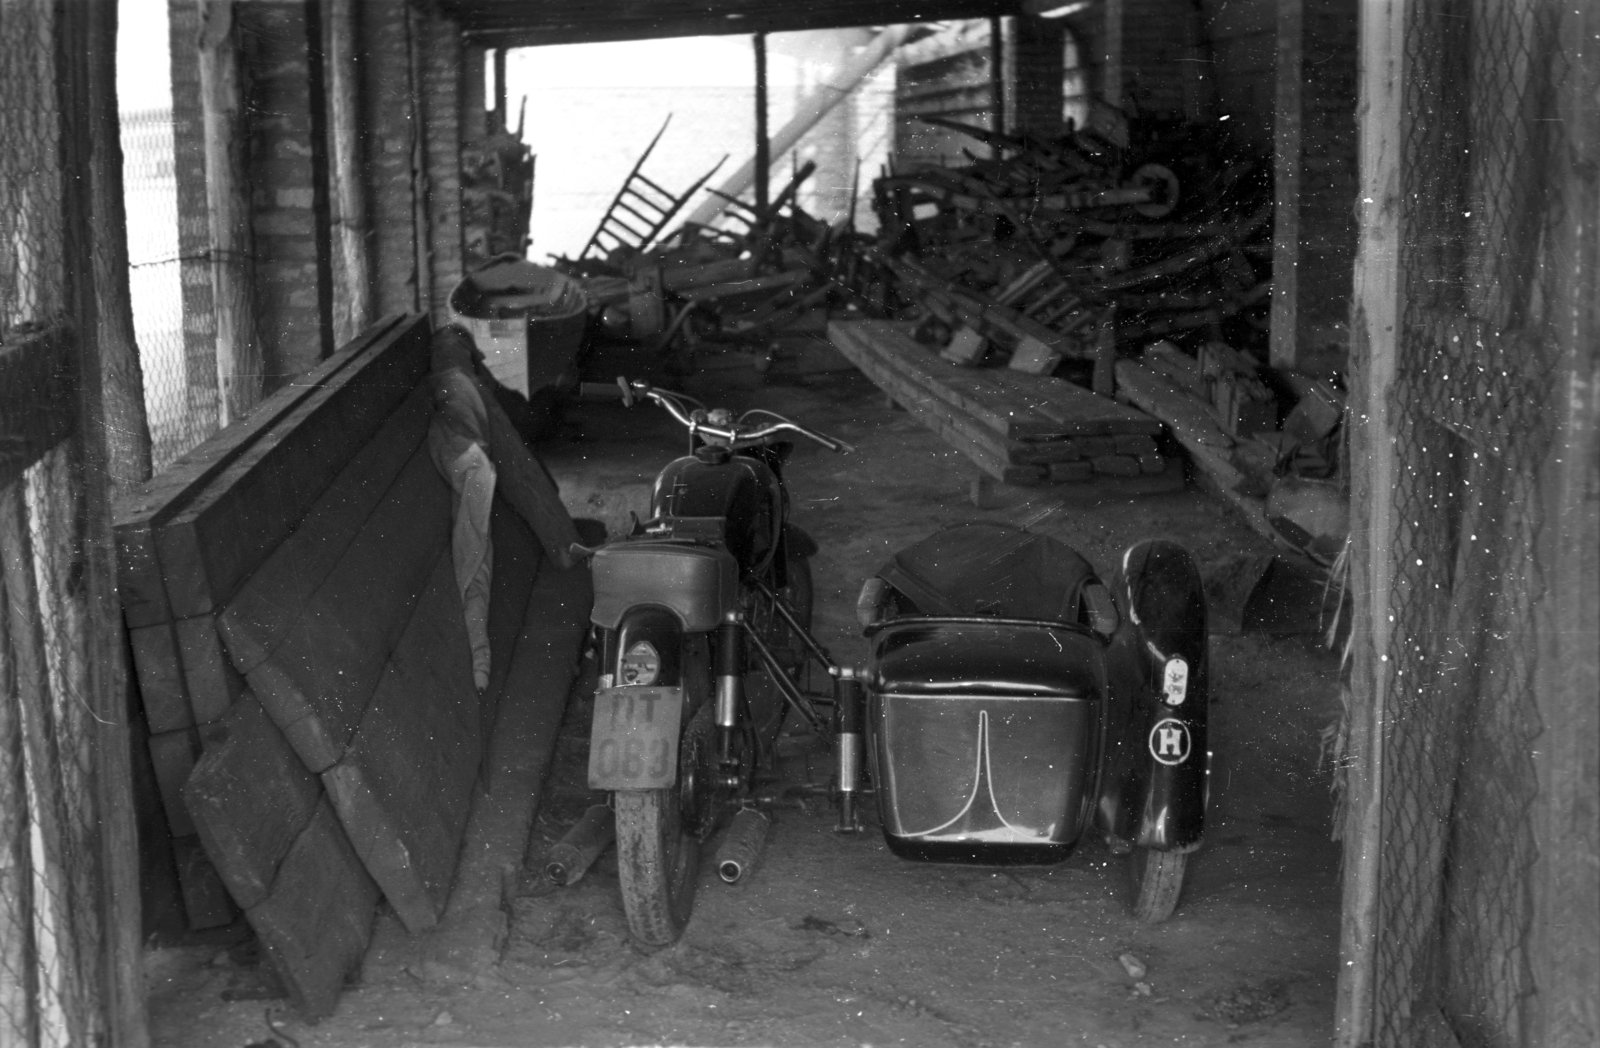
[1,2,121,1044]
[1375,0,1567,1043]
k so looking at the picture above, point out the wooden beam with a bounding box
[1334,0,1406,1043]
[457,0,1018,48]
[326,0,373,345]
[0,329,79,491]
[754,33,770,217]
[88,0,153,492]
[1269,0,1304,369]
[198,0,264,425]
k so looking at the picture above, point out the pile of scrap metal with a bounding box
[551,120,854,367]
[842,116,1274,384]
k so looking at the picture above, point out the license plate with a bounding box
[587,686,684,790]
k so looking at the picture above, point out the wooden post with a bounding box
[406,2,433,315]
[198,0,264,425]
[989,16,1007,144]
[87,0,153,491]
[58,1,151,1039]
[491,47,507,134]
[754,33,770,217]
[1269,0,1305,371]
[1334,0,1406,1043]
[1529,7,1600,1043]
[326,0,372,344]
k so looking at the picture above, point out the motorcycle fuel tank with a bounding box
[651,452,781,572]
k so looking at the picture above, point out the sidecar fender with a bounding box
[1101,539,1210,851]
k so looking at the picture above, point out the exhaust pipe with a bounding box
[716,807,771,884]
[544,804,615,887]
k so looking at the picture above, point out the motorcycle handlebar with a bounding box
[584,378,852,454]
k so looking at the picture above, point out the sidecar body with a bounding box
[857,523,1210,871]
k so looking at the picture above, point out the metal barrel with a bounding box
[544,804,615,887]
[715,807,771,884]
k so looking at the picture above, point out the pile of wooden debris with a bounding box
[845,116,1274,386]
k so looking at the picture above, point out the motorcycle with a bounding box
[576,379,854,945]
[853,521,1211,922]
[575,382,1210,939]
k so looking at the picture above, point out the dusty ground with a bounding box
[148,360,1343,1048]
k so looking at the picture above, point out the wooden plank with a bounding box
[128,620,192,734]
[213,383,431,669]
[0,327,78,491]
[184,691,322,910]
[173,613,247,726]
[112,314,407,628]
[222,445,452,772]
[154,314,431,619]
[147,727,203,839]
[246,798,379,1021]
[321,550,481,932]
[845,343,1046,485]
[479,497,543,733]
[171,834,237,930]
[832,321,1064,438]
[470,369,584,569]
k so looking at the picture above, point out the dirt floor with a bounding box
[147,356,1344,1048]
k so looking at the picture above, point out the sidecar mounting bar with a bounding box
[751,577,838,674]
[743,626,828,734]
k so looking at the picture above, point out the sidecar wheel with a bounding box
[1129,847,1187,923]
[615,788,700,946]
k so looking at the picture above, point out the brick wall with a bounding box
[238,0,336,385]
[419,5,464,324]
[359,0,421,317]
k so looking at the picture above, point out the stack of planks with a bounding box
[115,315,589,1018]
[830,320,1181,492]
[117,315,435,932]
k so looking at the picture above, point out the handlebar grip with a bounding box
[577,381,625,402]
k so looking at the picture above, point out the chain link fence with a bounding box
[2,2,126,1045]
[120,105,219,472]
[1372,1,1568,1044]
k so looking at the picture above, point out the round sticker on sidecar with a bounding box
[1148,717,1192,765]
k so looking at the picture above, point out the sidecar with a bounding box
[855,522,1209,921]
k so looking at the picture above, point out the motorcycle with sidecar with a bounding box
[573,381,1210,943]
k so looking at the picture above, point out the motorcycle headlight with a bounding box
[619,641,661,686]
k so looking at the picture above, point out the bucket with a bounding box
[448,256,588,396]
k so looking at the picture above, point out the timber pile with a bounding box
[849,116,1273,377]
[831,320,1181,492]
[115,316,589,1018]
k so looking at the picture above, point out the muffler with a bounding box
[544,804,615,887]
[715,807,771,884]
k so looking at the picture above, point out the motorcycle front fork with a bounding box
[714,613,866,833]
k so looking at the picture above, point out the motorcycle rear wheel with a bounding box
[615,788,699,946]
[1129,846,1187,923]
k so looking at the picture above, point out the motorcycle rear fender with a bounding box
[601,606,686,690]
[1101,539,1210,850]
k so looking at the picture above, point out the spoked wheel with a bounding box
[1129,846,1187,923]
[615,707,714,946]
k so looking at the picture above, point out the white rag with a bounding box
[428,367,497,691]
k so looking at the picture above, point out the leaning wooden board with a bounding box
[219,444,452,772]
[154,316,433,621]
[113,314,414,630]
